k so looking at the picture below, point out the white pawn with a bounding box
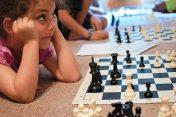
[124,79,136,101]
[155,51,161,59]
[144,33,151,41]
[171,87,176,117]
[166,50,171,62]
[157,96,171,117]
[170,50,176,65]
[154,57,161,68]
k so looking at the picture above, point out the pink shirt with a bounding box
[0,39,53,70]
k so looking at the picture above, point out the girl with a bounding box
[0,0,81,103]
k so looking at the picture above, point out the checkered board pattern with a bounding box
[113,26,176,43]
[72,54,176,104]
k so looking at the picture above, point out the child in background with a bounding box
[0,0,81,103]
[56,0,109,40]
[153,0,176,13]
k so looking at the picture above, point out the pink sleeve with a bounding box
[39,46,53,64]
[0,51,13,68]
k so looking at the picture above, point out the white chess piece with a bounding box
[155,51,161,59]
[89,100,102,117]
[170,50,176,65]
[124,79,135,101]
[157,96,171,117]
[144,34,151,41]
[154,57,161,68]
[73,104,86,117]
[126,71,132,81]
[166,50,171,62]
[171,87,176,117]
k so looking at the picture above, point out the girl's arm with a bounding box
[0,40,39,103]
[0,17,39,103]
[42,27,81,83]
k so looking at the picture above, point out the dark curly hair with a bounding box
[0,0,58,38]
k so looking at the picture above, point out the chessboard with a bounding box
[72,54,176,104]
[111,25,176,44]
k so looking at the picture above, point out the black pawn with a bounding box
[139,56,145,67]
[116,29,122,43]
[135,107,142,117]
[125,50,132,64]
[132,25,135,31]
[139,25,141,32]
[126,32,131,43]
[144,82,153,98]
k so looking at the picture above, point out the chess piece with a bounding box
[125,50,132,64]
[88,66,102,92]
[110,62,121,85]
[170,50,176,65]
[122,103,130,116]
[111,102,123,116]
[125,101,134,117]
[154,57,161,68]
[132,25,135,32]
[73,104,86,117]
[157,96,171,117]
[144,82,153,98]
[89,100,102,117]
[89,57,97,74]
[139,56,145,67]
[111,53,118,64]
[126,71,135,91]
[126,32,131,43]
[135,107,142,117]
[171,87,176,117]
[124,79,136,101]
[166,50,171,62]
[111,15,115,26]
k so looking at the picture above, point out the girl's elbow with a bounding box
[71,72,82,83]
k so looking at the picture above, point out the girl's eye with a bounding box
[39,15,45,21]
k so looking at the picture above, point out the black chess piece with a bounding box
[116,19,120,28]
[111,15,115,26]
[125,101,134,117]
[112,102,123,116]
[88,66,102,92]
[89,57,97,74]
[122,103,130,116]
[132,25,135,31]
[139,56,145,67]
[125,50,132,64]
[144,82,153,98]
[96,65,102,84]
[110,62,121,85]
[126,32,131,43]
[135,107,142,117]
[115,29,122,43]
[111,53,118,64]
[139,25,141,32]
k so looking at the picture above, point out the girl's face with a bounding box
[26,0,56,49]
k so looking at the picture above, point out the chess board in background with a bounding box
[72,54,176,104]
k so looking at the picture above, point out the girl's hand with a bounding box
[90,30,109,40]
[90,15,102,30]
[13,17,39,44]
